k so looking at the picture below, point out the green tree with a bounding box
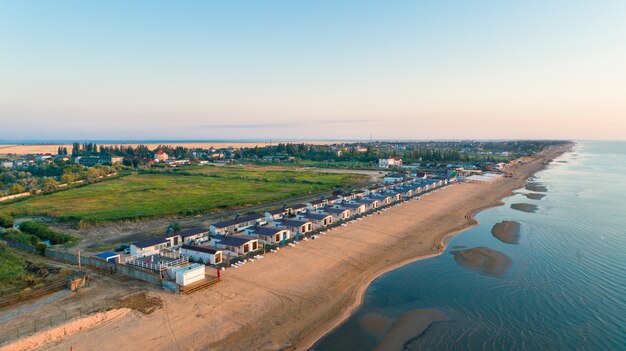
[9,184,24,194]
[169,221,182,233]
[41,178,60,192]
[0,213,13,228]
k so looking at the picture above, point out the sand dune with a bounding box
[525,183,548,192]
[491,221,521,244]
[450,247,513,277]
[525,193,546,200]
[511,203,538,213]
[359,313,393,337]
[373,309,451,351]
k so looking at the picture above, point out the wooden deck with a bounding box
[180,275,221,295]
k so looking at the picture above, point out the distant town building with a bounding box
[378,158,403,169]
[36,153,53,162]
[154,150,169,162]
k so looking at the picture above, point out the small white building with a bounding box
[306,198,327,210]
[357,198,380,211]
[170,264,205,286]
[178,228,209,244]
[297,212,333,230]
[245,226,291,245]
[342,203,366,217]
[276,219,313,237]
[210,213,265,235]
[180,244,223,265]
[265,208,289,222]
[321,207,351,222]
[379,158,403,169]
[290,204,308,214]
[154,150,169,162]
[130,236,170,256]
[211,235,259,255]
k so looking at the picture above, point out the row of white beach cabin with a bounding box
[203,177,451,245]
[130,177,451,268]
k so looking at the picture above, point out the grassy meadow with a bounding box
[3,167,368,224]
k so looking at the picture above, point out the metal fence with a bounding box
[2,239,38,254]
[0,289,142,346]
[0,280,67,310]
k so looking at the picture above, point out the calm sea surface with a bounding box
[314,141,626,351]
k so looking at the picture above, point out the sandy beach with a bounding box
[8,145,568,351]
[0,141,340,156]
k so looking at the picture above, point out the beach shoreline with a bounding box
[9,145,570,351]
[298,145,569,350]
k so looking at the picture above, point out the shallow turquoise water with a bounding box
[314,141,626,351]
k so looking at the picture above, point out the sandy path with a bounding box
[29,146,568,351]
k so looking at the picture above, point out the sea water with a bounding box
[314,141,626,351]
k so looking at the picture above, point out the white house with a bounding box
[180,244,223,265]
[290,204,308,214]
[245,226,291,245]
[297,212,333,230]
[276,219,312,237]
[210,213,265,235]
[371,194,393,206]
[211,235,259,255]
[357,198,380,211]
[379,158,403,169]
[154,150,169,162]
[130,236,170,256]
[265,208,289,222]
[321,207,351,221]
[342,203,366,217]
[178,228,209,244]
[306,198,327,210]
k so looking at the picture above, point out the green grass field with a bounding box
[0,243,32,293]
[4,167,368,223]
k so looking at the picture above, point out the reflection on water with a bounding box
[314,142,626,351]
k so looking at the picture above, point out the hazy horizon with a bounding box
[2,1,625,141]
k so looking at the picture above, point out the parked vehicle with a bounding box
[114,244,129,252]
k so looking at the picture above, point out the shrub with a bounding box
[18,221,78,245]
[0,213,13,228]
[0,228,40,246]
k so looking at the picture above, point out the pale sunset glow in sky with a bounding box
[1,1,625,141]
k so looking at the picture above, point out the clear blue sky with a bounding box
[1,1,625,140]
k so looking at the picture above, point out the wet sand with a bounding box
[511,203,538,213]
[19,145,569,351]
[525,193,546,200]
[373,309,451,351]
[450,247,513,277]
[358,313,393,337]
[491,221,521,244]
[525,183,548,192]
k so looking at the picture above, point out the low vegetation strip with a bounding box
[0,242,30,293]
[18,221,78,245]
[4,170,368,224]
[0,242,64,296]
